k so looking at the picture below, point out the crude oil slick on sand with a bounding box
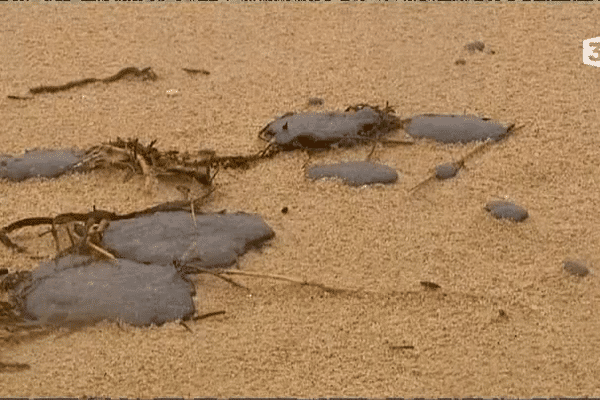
[259,105,400,150]
[13,211,274,328]
[307,161,398,186]
[20,255,195,327]
[403,114,511,143]
[101,211,275,268]
[0,149,85,182]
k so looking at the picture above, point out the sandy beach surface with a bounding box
[1,3,600,397]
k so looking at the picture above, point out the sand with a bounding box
[1,3,600,397]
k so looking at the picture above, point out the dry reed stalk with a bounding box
[187,268,356,295]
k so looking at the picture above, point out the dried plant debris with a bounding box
[307,161,398,186]
[0,149,86,182]
[484,200,529,222]
[86,137,280,178]
[563,260,591,277]
[0,271,32,292]
[182,67,210,75]
[0,139,214,185]
[0,137,278,188]
[0,361,31,372]
[83,138,209,189]
[8,66,157,99]
[17,254,195,327]
[403,114,512,143]
[259,104,403,151]
[101,211,275,268]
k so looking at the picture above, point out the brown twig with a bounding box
[190,195,197,228]
[0,361,31,372]
[192,310,226,321]
[408,123,525,194]
[8,67,157,99]
[179,264,250,291]
[179,321,193,333]
[97,144,152,191]
[185,268,356,295]
[51,218,61,253]
[86,240,117,261]
[408,138,496,194]
[182,68,210,76]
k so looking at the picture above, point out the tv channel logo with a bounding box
[583,37,600,67]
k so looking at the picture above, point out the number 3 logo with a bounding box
[583,37,600,67]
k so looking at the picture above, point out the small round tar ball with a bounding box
[485,200,529,222]
[465,40,485,53]
[563,260,590,277]
[435,162,461,180]
[307,97,324,106]
[281,207,289,214]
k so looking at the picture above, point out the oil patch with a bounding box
[464,40,486,53]
[307,97,324,106]
[563,260,590,277]
[485,200,529,222]
[307,161,398,186]
[101,211,275,268]
[435,162,461,180]
[259,105,400,150]
[403,115,510,143]
[0,149,85,182]
[20,255,195,327]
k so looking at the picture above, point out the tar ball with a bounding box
[484,200,529,222]
[563,260,590,277]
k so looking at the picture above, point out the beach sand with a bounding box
[1,4,599,397]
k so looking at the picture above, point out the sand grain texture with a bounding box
[1,4,600,397]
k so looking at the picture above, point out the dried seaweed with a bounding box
[8,66,157,99]
[182,67,210,75]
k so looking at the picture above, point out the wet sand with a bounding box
[1,4,600,397]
